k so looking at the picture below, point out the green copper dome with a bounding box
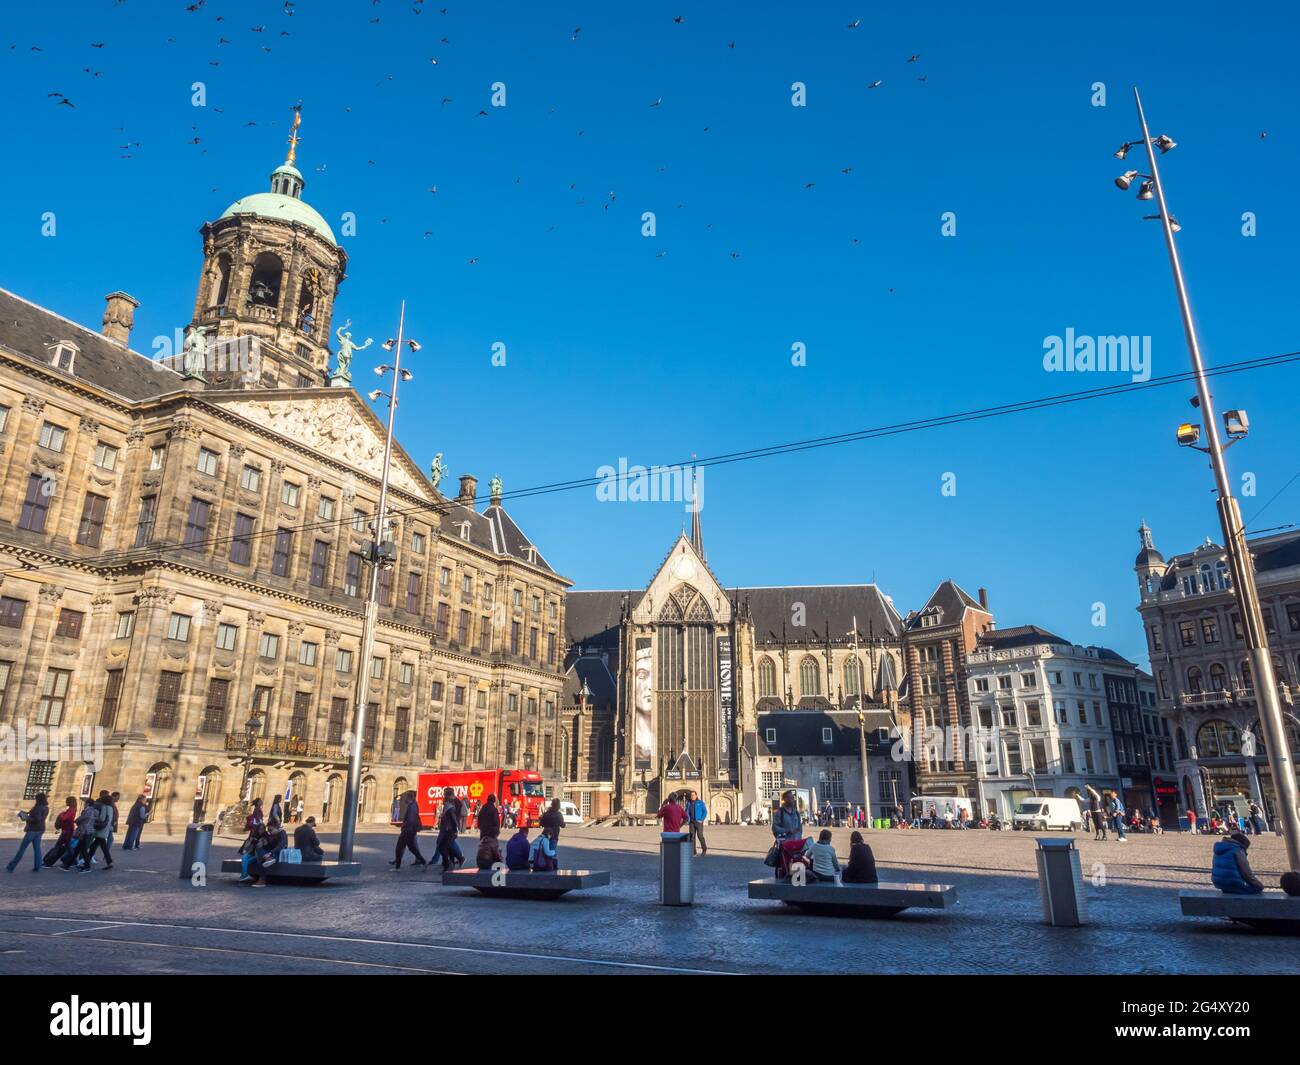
[219,163,337,245]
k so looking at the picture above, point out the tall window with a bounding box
[290,692,312,740]
[547,632,556,665]
[457,610,469,644]
[135,496,157,547]
[229,513,255,565]
[435,602,449,638]
[758,657,777,698]
[344,552,363,597]
[799,656,821,698]
[480,616,492,651]
[328,697,347,744]
[405,572,422,612]
[99,670,124,729]
[152,671,184,728]
[18,474,51,532]
[393,708,410,753]
[510,621,520,654]
[377,566,393,607]
[451,723,464,762]
[183,497,210,550]
[473,726,485,763]
[425,719,441,761]
[272,528,294,577]
[201,678,231,734]
[529,626,538,658]
[843,657,862,696]
[77,492,108,547]
[36,669,72,725]
[505,728,517,764]
[310,541,330,587]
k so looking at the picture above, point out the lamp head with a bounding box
[1223,409,1250,437]
[1114,143,1133,160]
[1154,134,1176,153]
[407,339,422,352]
[374,364,389,376]
[1115,170,1139,190]
[367,388,383,402]
[1137,180,1154,201]
[382,339,396,351]
[1176,422,1202,447]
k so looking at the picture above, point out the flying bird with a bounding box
[847,19,861,28]
[868,80,882,89]
[907,54,920,62]
[649,98,661,107]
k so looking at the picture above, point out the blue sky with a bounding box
[2,1,1298,667]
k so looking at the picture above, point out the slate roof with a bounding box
[977,624,1071,650]
[904,579,987,631]
[566,589,636,647]
[755,709,895,758]
[483,502,555,573]
[0,287,184,402]
[562,654,618,707]
[1157,529,1300,590]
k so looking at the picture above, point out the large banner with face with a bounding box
[634,640,654,770]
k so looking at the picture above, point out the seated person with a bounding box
[1211,832,1265,895]
[529,827,558,872]
[1281,871,1300,897]
[237,824,265,882]
[802,829,841,883]
[292,816,324,862]
[842,831,878,884]
[504,826,531,871]
[240,819,287,883]
[476,833,504,870]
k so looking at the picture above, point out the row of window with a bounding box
[755,655,869,699]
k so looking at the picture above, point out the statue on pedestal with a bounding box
[332,319,372,386]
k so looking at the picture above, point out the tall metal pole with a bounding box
[1134,88,1300,870]
[338,301,408,862]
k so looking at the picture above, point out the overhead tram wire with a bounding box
[0,346,1297,583]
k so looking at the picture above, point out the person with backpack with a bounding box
[78,793,114,871]
[687,790,708,856]
[43,798,79,868]
[434,788,462,871]
[6,792,49,873]
[122,795,149,850]
[60,799,96,869]
[529,827,558,872]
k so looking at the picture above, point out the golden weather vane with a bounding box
[285,104,303,166]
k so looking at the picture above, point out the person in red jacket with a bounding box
[656,793,688,833]
[42,797,79,868]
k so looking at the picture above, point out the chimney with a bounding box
[978,587,989,611]
[457,474,477,505]
[101,291,139,346]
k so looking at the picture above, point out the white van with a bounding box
[558,800,585,826]
[1012,797,1082,832]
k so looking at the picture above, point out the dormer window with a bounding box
[458,522,471,541]
[48,342,78,374]
[525,545,538,564]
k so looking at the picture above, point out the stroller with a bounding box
[772,837,811,880]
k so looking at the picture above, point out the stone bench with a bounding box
[220,858,361,885]
[748,878,957,917]
[441,867,611,900]
[1179,890,1300,934]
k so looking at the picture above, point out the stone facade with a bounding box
[1134,522,1300,824]
[0,136,569,838]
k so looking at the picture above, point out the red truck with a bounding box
[413,768,547,829]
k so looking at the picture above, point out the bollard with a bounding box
[179,822,214,879]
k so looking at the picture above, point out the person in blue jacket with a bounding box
[1211,832,1265,895]
[687,790,708,856]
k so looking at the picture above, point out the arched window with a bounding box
[214,254,232,306]
[249,252,284,309]
[799,656,821,698]
[297,266,323,335]
[757,657,777,698]
[1216,560,1230,590]
[1187,667,1203,694]
[1209,663,1227,691]
[1196,719,1241,758]
[1199,563,1215,593]
[843,657,863,696]
[1241,660,1253,690]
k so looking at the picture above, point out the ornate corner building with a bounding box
[564,514,907,822]
[0,130,570,831]
[1134,521,1300,822]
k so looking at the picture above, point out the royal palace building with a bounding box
[0,126,569,835]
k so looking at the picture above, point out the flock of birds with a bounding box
[13,5,1274,278]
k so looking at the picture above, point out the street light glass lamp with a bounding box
[1114,143,1133,160]
[1137,180,1154,200]
[399,368,413,382]
[367,388,384,401]
[382,339,396,351]
[374,364,390,376]
[1176,422,1201,447]
[1115,170,1139,190]
[1223,409,1250,437]
[1154,134,1177,153]
[407,339,422,352]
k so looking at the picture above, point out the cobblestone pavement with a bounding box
[0,824,1295,974]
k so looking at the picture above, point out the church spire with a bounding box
[689,464,704,559]
[285,104,302,166]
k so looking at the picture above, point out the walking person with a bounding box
[43,797,79,868]
[687,790,708,856]
[434,788,462,871]
[1186,807,1198,835]
[269,793,282,825]
[60,799,97,869]
[1085,785,1107,841]
[105,792,121,851]
[540,798,565,849]
[1248,800,1265,836]
[78,793,115,871]
[389,790,427,870]
[122,795,149,850]
[6,792,49,873]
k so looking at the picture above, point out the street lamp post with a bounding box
[239,713,263,801]
[1117,88,1300,871]
[337,301,419,862]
